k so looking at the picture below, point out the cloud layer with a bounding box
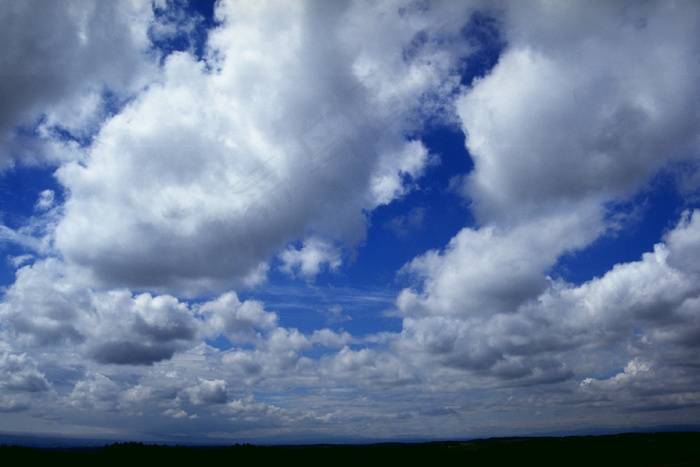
[1,0,700,444]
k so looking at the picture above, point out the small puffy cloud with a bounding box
[34,190,55,211]
[0,259,89,348]
[0,199,61,256]
[222,351,263,381]
[186,379,228,405]
[279,237,343,280]
[163,408,191,419]
[0,348,50,393]
[322,305,352,324]
[7,254,33,268]
[370,140,437,207]
[68,372,122,411]
[311,329,353,349]
[580,358,651,391]
[197,292,278,345]
[665,209,700,276]
[397,209,603,318]
[264,327,312,356]
[223,396,282,423]
[86,291,199,366]
[218,327,313,385]
[320,346,417,389]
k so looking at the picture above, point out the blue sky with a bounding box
[1,0,700,445]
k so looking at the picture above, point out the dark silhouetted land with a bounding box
[1,432,699,465]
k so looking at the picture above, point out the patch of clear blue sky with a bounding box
[189,0,217,26]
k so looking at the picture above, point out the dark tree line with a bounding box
[2,432,699,465]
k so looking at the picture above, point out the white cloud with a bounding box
[391,209,700,394]
[665,209,700,276]
[0,258,90,348]
[456,0,700,224]
[370,140,436,206]
[376,0,700,408]
[311,329,353,349]
[321,304,352,324]
[87,291,199,366]
[68,371,121,411]
[163,408,190,419]
[0,197,60,256]
[0,259,281,366]
[34,189,55,211]
[197,292,278,345]
[320,346,417,389]
[0,0,156,168]
[279,237,343,280]
[48,0,476,296]
[186,378,227,405]
[397,208,604,318]
[0,348,50,393]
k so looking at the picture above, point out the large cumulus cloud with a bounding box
[51,0,476,295]
[457,0,700,224]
